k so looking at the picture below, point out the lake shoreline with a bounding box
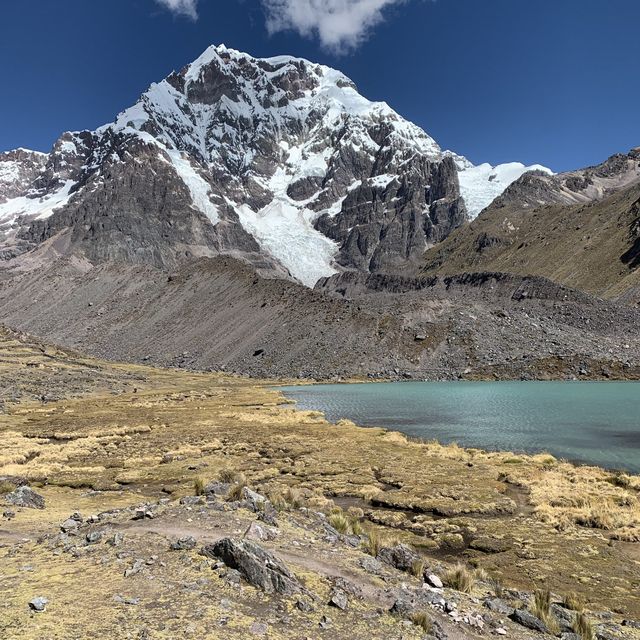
[278,379,640,474]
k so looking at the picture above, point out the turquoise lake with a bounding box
[279,381,640,473]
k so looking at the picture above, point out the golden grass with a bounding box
[563,592,585,612]
[410,559,425,579]
[193,477,206,496]
[531,589,559,635]
[442,564,475,593]
[411,611,433,633]
[573,612,595,640]
[363,528,381,557]
[329,512,350,534]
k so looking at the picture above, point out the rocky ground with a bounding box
[0,256,639,382]
[1,328,639,639]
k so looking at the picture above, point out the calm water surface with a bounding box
[279,381,640,473]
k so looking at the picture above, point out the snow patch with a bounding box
[458,162,553,218]
[164,150,220,225]
[0,180,78,224]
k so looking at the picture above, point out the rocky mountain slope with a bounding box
[0,45,546,286]
[0,255,638,380]
[421,149,640,300]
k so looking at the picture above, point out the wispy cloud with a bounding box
[155,0,199,20]
[262,0,406,53]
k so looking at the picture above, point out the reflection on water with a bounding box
[279,381,640,473]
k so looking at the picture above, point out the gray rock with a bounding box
[124,559,145,578]
[319,615,332,629]
[242,487,268,512]
[60,513,83,533]
[424,573,443,589]
[5,486,45,510]
[86,531,103,544]
[204,481,231,497]
[28,597,48,612]
[107,532,124,547]
[329,588,348,610]
[244,521,278,542]
[295,599,315,613]
[249,622,268,636]
[551,603,577,632]
[484,598,516,616]
[390,588,443,616]
[377,543,421,572]
[358,556,383,575]
[201,538,302,595]
[510,609,549,634]
[170,536,197,551]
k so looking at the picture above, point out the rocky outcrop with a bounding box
[202,537,302,595]
[493,148,640,210]
[5,486,45,509]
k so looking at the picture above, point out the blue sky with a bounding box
[1,0,638,171]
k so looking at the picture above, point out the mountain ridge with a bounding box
[0,44,549,286]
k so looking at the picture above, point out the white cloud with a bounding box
[155,0,199,20]
[262,0,405,52]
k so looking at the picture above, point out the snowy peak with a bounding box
[1,44,551,284]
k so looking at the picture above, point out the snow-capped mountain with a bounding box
[0,44,549,286]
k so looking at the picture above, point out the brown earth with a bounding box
[1,328,640,639]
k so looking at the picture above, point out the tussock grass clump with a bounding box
[562,592,585,612]
[0,481,16,495]
[227,480,247,501]
[329,512,350,534]
[349,517,363,536]
[218,468,242,483]
[609,473,631,488]
[490,577,505,598]
[411,611,433,633]
[533,588,551,617]
[267,490,287,511]
[573,612,595,640]
[193,477,206,496]
[363,529,381,557]
[284,487,302,509]
[410,559,426,579]
[443,563,475,593]
[532,589,559,634]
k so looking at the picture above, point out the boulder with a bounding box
[328,588,348,610]
[377,543,420,572]
[201,538,302,595]
[424,573,443,589]
[510,609,549,634]
[204,481,231,497]
[28,597,48,612]
[60,512,83,533]
[170,536,197,551]
[484,598,516,617]
[5,486,45,510]
[244,521,278,542]
[242,487,268,512]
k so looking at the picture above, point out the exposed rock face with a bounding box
[2,44,545,287]
[4,486,45,510]
[202,537,302,595]
[315,155,466,272]
[493,148,640,210]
